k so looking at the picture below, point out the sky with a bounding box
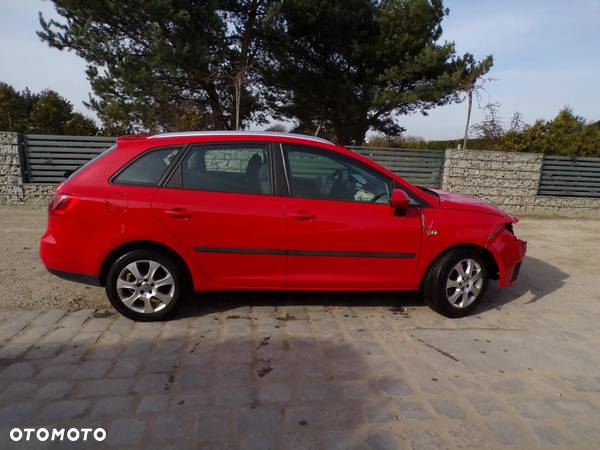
[1,0,599,139]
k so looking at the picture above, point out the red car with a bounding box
[40,132,526,321]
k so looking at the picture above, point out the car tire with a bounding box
[422,248,488,318]
[106,249,184,321]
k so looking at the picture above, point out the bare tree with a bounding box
[461,77,496,149]
[508,111,526,132]
[470,102,504,142]
[230,0,266,130]
[458,55,494,149]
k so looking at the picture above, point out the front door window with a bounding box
[284,143,393,203]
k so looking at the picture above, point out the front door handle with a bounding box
[164,208,192,219]
[289,210,316,221]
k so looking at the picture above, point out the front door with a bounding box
[152,142,286,288]
[281,143,422,289]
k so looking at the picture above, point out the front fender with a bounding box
[416,208,524,289]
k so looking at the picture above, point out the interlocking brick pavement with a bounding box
[0,287,598,450]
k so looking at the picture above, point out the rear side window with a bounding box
[181,143,272,195]
[113,147,180,186]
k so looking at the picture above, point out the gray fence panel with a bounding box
[348,146,445,188]
[21,136,446,187]
[23,134,116,183]
[539,154,600,198]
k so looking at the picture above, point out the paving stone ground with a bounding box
[0,215,599,449]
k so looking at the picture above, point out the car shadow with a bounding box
[174,290,424,320]
[173,255,568,319]
[477,255,569,313]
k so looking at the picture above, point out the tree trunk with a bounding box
[234,74,242,130]
[463,90,473,150]
[335,122,369,146]
[204,82,227,129]
[233,0,259,131]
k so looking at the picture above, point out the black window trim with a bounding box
[276,142,291,196]
[162,141,279,197]
[279,142,430,207]
[109,145,184,187]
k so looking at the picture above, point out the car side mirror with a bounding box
[390,188,410,213]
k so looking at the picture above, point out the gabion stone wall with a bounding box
[442,149,600,218]
[0,132,56,206]
[22,184,56,206]
[0,132,25,204]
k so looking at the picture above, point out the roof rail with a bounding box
[147,130,334,145]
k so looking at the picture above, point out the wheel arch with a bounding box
[99,240,193,290]
[420,243,499,290]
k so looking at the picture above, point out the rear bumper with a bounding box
[40,227,101,282]
[47,269,101,286]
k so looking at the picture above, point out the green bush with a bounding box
[363,108,600,157]
[500,109,600,157]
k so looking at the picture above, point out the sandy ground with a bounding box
[0,206,599,313]
[0,207,107,310]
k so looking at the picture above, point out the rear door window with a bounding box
[112,147,180,186]
[181,143,272,195]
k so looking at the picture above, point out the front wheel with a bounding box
[105,249,183,321]
[422,248,489,318]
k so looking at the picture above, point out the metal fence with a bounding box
[538,155,600,198]
[20,134,600,197]
[22,134,116,183]
[349,146,445,188]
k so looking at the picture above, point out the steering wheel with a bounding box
[371,192,388,203]
[331,169,347,181]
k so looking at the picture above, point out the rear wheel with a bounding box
[106,249,183,321]
[422,248,488,318]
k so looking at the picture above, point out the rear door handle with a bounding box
[164,208,192,219]
[289,210,316,221]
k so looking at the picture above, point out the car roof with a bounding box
[145,131,334,145]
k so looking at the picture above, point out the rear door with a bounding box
[281,143,422,289]
[152,142,287,288]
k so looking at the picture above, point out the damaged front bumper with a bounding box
[488,228,527,288]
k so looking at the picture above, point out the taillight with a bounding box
[48,194,80,216]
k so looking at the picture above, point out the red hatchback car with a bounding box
[40,131,526,321]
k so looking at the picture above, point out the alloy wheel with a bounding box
[116,260,175,314]
[445,258,483,309]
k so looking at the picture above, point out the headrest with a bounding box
[246,153,262,177]
[187,151,206,172]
